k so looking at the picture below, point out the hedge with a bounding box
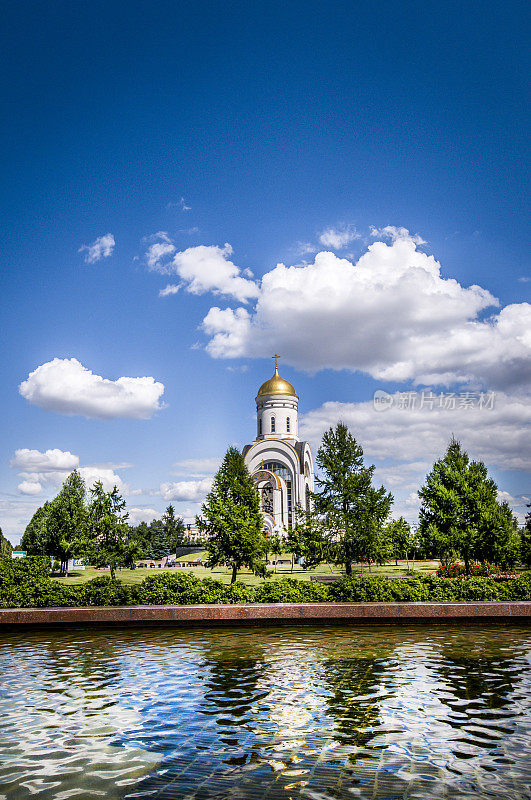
[1,557,531,608]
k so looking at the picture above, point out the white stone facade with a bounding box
[243,364,314,536]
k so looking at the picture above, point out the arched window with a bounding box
[286,416,290,433]
[259,418,262,435]
[271,416,276,433]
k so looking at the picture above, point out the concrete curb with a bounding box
[0,601,530,626]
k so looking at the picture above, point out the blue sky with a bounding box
[1,0,529,541]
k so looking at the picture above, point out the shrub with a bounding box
[0,556,53,607]
[82,576,137,606]
[136,572,254,605]
[254,578,330,603]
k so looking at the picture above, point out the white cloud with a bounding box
[294,241,317,256]
[318,225,360,250]
[128,507,161,525]
[200,232,531,389]
[17,480,43,495]
[0,499,45,542]
[300,391,530,524]
[79,466,130,495]
[19,358,165,419]
[180,197,191,211]
[370,225,427,245]
[79,233,115,264]
[159,478,213,502]
[159,283,181,297]
[10,448,79,472]
[173,457,222,477]
[146,241,176,270]
[168,244,259,303]
[9,446,133,497]
[301,391,530,472]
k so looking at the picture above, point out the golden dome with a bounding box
[257,363,298,398]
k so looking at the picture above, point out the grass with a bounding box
[55,559,442,586]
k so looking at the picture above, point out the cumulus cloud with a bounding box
[169,244,259,302]
[11,448,79,472]
[17,480,43,495]
[146,241,176,270]
[159,478,213,502]
[299,391,530,524]
[301,391,530,472]
[318,225,360,250]
[128,507,161,525]
[370,225,427,245]
[159,283,181,297]
[19,358,165,419]
[146,236,259,302]
[79,233,115,264]
[200,231,531,389]
[10,447,133,499]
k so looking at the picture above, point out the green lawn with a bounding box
[55,559,442,586]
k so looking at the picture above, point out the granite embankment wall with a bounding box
[0,601,530,626]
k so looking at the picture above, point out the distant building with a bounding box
[11,550,27,559]
[243,357,314,535]
[183,523,203,542]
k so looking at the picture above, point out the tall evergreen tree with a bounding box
[314,423,393,574]
[45,470,88,575]
[418,438,517,573]
[197,446,266,583]
[162,505,186,551]
[85,482,138,578]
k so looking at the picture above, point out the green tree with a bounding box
[45,471,88,575]
[85,482,138,579]
[145,520,172,560]
[197,446,267,583]
[21,502,53,555]
[287,506,332,571]
[383,517,416,568]
[314,423,393,574]
[418,438,516,573]
[162,505,186,551]
[0,528,12,558]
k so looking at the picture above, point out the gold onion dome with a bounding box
[257,363,298,398]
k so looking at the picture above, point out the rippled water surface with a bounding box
[1,624,530,800]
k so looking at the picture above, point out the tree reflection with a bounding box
[321,657,392,749]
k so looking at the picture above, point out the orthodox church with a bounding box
[243,357,314,536]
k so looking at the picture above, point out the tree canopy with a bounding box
[198,446,267,583]
[314,423,393,574]
[85,482,139,579]
[418,438,518,572]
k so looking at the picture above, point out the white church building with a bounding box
[243,357,314,536]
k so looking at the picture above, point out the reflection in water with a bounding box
[0,625,530,799]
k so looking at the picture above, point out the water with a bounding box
[0,624,530,800]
